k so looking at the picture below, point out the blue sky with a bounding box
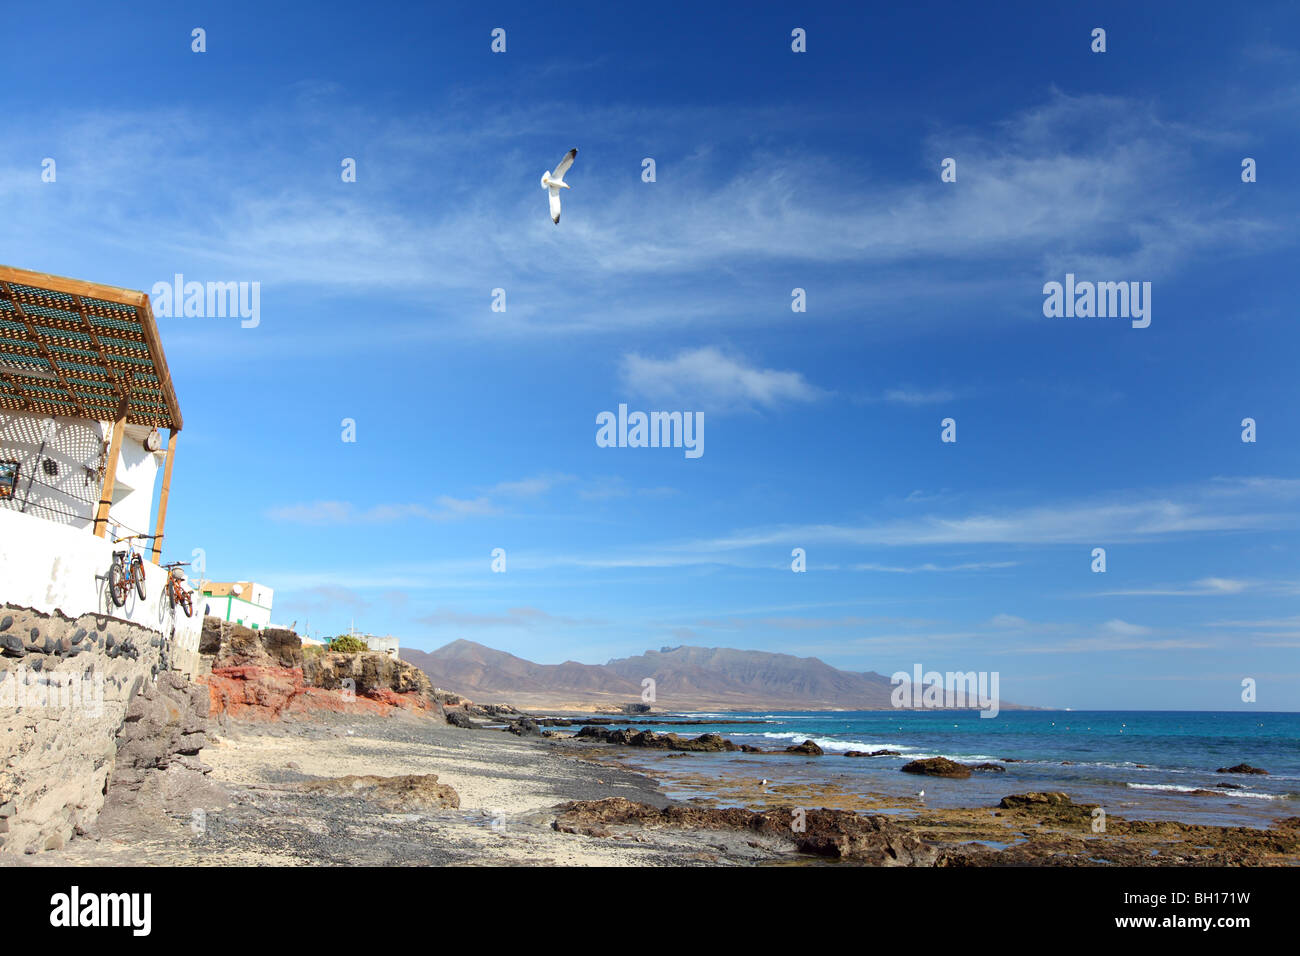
[3,1,1298,709]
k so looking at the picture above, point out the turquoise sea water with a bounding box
[598,710,1300,828]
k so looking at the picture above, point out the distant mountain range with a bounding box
[400,639,1025,712]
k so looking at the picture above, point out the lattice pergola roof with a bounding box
[0,264,181,431]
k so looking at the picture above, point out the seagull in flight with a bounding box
[541,148,577,224]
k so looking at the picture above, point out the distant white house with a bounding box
[338,634,397,658]
[362,634,400,656]
[201,581,274,630]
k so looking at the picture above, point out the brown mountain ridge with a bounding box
[400,640,1024,712]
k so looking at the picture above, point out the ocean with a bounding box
[606,710,1300,828]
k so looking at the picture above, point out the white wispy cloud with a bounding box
[878,388,957,405]
[854,561,1017,573]
[577,477,678,501]
[683,477,1300,551]
[266,497,500,525]
[980,614,1212,654]
[484,474,574,497]
[3,90,1285,346]
[619,347,825,412]
[1093,577,1255,597]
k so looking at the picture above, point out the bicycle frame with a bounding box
[162,561,194,617]
[109,534,155,607]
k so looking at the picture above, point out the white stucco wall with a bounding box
[200,593,272,630]
[364,635,400,656]
[0,410,163,537]
[0,508,200,676]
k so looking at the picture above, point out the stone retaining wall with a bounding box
[0,603,205,854]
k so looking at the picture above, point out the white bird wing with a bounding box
[553,148,577,179]
[548,186,562,224]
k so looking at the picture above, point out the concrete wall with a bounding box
[0,409,163,537]
[0,607,192,853]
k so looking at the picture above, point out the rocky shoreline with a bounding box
[4,705,1294,867]
[5,621,1296,867]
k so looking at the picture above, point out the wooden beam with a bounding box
[0,368,34,410]
[150,429,176,564]
[0,264,146,309]
[132,294,182,431]
[92,396,129,538]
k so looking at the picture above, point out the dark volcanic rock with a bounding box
[999,791,1075,808]
[675,732,734,752]
[967,762,1006,773]
[108,672,212,791]
[785,739,824,756]
[552,797,937,866]
[445,710,476,729]
[845,749,900,757]
[574,726,738,752]
[1216,764,1268,775]
[93,670,227,839]
[996,791,1098,825]
[901,757,971,778]
[506,718,542,737]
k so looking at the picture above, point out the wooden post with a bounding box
[151,429,177,563]
[92,398,129,538]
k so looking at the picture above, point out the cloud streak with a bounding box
[619,347,824,412]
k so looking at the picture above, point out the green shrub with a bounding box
[328,635,368,654]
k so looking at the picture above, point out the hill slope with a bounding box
[401,640,1017,712]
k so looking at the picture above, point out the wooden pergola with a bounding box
[0,265,182,562]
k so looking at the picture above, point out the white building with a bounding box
[1,415,165,537]
[0,264,198,664]
[200,581,274,630]
[0,264,183,551]
[361,634,400,656]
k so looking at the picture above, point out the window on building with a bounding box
[0,460,18,500]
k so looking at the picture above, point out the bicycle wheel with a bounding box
[109,560,128,607]
[133,557,147,600]
[180,589,194,618]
